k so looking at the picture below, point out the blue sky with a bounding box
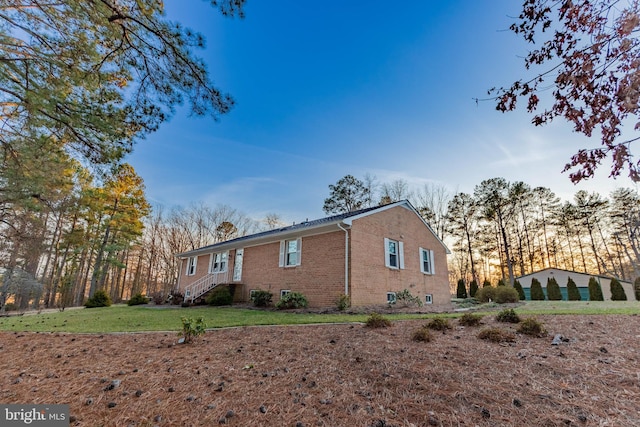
[126,1,637,223]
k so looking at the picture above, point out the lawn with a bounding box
[0,300,638,333]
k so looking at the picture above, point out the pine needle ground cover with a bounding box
[0,315,638,426]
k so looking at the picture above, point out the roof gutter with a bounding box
[337,222,349,296]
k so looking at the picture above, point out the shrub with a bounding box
[276,292,308,309]
[179,316,206,343]
[530,278,545,300]
[127,293,149,306]
[3,302,17,312]
[395,289,423,307]
[169,290,184,305]
[610,278,627,301]
[517,317,547,337]
[496,308,520,323]
[497,279,506,287]
[365,313,392,328]
[546,277,562,301]
[482,279,492,288]
[478,328,516,343]
[475,286,496,303]
[152,292,166,305]
[458,313,483,326]
[335,293,350,311]
[513,280,525,301]
[588,277,604,301]
[567,277,581,301]
[634,277,640,301]
[206,286,233,306]
[412,326,432,342]
[251,290,273,307]
[494,286,519,303]
[456,279,468,299]
[469,280,479,298]
[85,289,112,308]
[426,317,451,331]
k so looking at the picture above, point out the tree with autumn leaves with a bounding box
[492,0,640,182]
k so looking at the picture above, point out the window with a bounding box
[186,256,197,276]
[387,292,397,304]
[280,289,291,298]
[249,289,257,300]
[209,251,228,273]
[425,294,433,304]
[279,238,301,267]
[384,238,404,269]
[233,249,244,281]
[419,248,435,275]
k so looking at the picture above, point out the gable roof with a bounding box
[176,200,450,258]
[515,267,632,285]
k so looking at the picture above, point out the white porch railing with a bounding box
[183,270,229,303]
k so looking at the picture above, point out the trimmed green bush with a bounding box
[426,317,451,331]
[546,277,562,301]
[496,308,520,323]
[482,279,492,288]
[412,326,432,342]
[517,317,547,337]
[365,313,392,328]
[85,289,112,308]
[469,280,479,298]
[205,286,233,306]
[588,277,604,301]
[610,278,627,301]
[530,278,545,300]
[635,277,640,301]
[494,286,519,303]
[458,313,483,326]
[127,293,149,306]
[276,292,308,309]
[251,290,273,307]
[478,328,516,343]
[513,280,525,300]
[456,279,468,299]
[567,277,581,301]
[475,286,496,303]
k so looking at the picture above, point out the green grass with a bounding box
[0,300,637,333]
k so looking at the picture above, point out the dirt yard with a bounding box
[1,314,639,427]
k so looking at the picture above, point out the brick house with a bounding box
[175,200,451,307]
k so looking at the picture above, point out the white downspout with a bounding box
[337,223,349,296]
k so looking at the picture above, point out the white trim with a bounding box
[419,247,434,275]
[384,238,391,268]
[398,241,405,270]
[279,241,285,267]
[186,256,197,276]
[425,294,433,304]
[280,289,291,298]
[233,249,244,282]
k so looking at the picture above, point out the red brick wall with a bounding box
[240,232,346,307]
[349,205,450,306]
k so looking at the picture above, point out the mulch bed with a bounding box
[1,314,639,426]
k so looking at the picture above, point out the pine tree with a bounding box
[610,278,627,301]
[588,277,604,301]
[546,277,562,300]
[567,277,581,301]
[513,280,525,300]
[456,279,468,299]
[530,278,545,300]
[469,280,479,298]
[497,279,506,287]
